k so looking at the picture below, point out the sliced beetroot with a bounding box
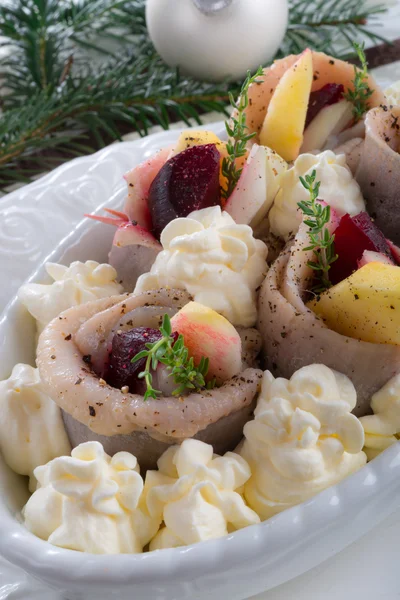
[305,83,345,129]
[148,144,221,240]
[329,212,394,285]
[106,327,178,394]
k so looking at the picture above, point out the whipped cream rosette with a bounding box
[143,439,259,549]
[19,261,123,333]
[135,206,268,328]
[269,150,365,239]
[0,364,70,491]
[360,375,400,460]
[23,441,158,554]
[241,365,366,520]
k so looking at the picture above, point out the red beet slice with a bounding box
[148,144,221,239]
[305,83,345,129]
[329,212,394,285]
[106,327,179,394]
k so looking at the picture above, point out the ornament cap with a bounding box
[192,0,233,15]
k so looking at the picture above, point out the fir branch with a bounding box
[131,314,215,401]
[297,171,338,293]
[221,67,264,200]
[0,53,232,186]
[0,0,390,190]
[0,0,137,105]
[282,0,388,58]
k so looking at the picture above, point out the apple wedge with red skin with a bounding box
[86,209,162,291]
[171,302,242,385]
[387,240,400,266]
[301,99,354,153]
[357,250,394,268]
[225,144,287,227]
[124,146,172,230]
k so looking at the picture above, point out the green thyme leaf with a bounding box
[221,66,264,200]
[131,314,215,400]
[297,170,338,293]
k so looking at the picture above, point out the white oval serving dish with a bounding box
[1,126,400,600]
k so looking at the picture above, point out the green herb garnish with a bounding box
[344,42,374,123]
[221,66,264,200]
[297,171,338,294]
[131,314,215,401]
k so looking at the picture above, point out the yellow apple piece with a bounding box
[307,262,400,345]
[170,301,242,384]
[301,99,353,153]
[225,144,287,227]
[260,49,314,162]
[173,130,223,155]
[172,129,248,194]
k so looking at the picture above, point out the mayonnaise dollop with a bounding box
[144,439,259,550]
[360,374,400,460]
[385,81,400,107]
[135,206,268,327]
[241,365,366,520]
[19,261,123,332]
[0,364,70,491]
[269,151,365,239]
[23,441,158,554]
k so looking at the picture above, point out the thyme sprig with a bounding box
[131,314,215,401]
[298,171,338,294]
[344,42,374,122]
[221,66,264,200]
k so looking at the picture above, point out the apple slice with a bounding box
[172,130,223,156]
[225,144,287,227]
[123,147,171,230]
[307,263,400,345]
[170,302,242,385]
[260,49,313,162]
[301,100,353,153]
[358,250,394,269]
[387,240,400,266]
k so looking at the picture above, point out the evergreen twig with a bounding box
[0,0,390,191]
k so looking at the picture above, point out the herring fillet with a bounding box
[356,106,400,245]
[258,223,400,416]
[36,289,262,466]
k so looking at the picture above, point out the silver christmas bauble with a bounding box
[146,0,288,81]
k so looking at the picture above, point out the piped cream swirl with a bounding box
[23,441,158,554]
[135,206,268,327]
[144,439,260,550]
[269,151,365,239]
[241,365,366,520]
[19,260,123,332]
[0,364,70,491]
